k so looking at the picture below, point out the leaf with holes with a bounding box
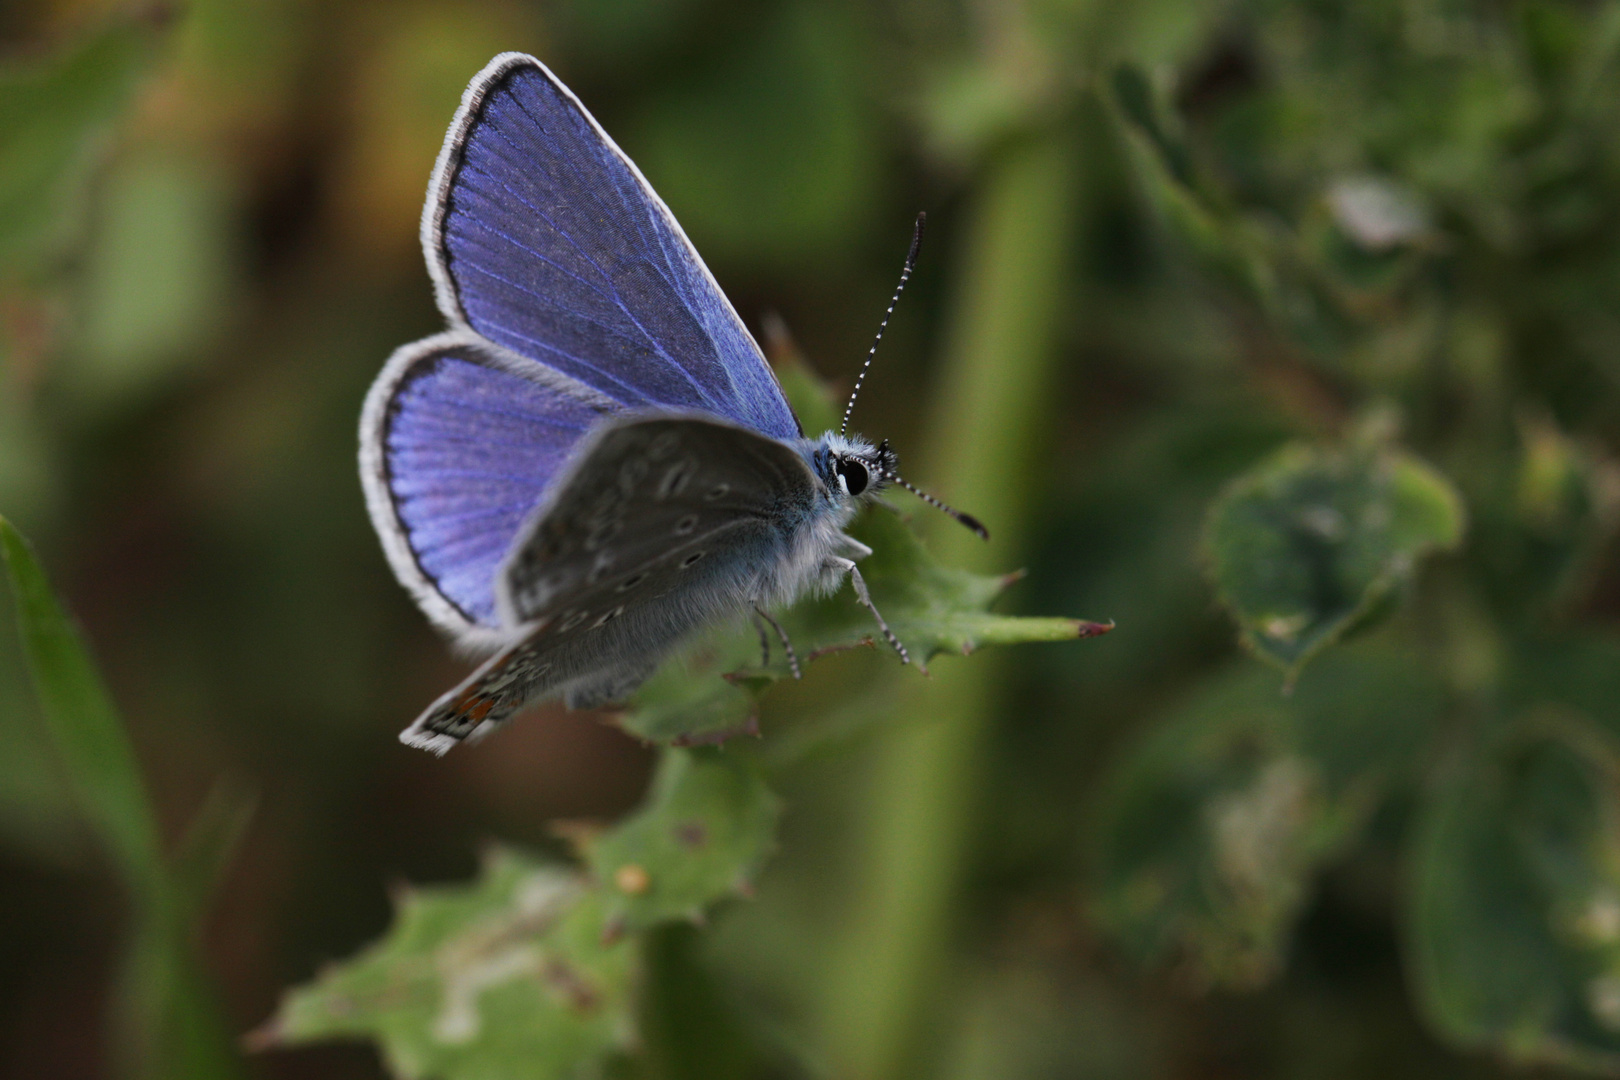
[1205,441,1463,679]
[579,747,780,931]
[254,847,635,1080]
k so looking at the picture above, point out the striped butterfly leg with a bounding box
[754,605,801,679]
[826,556,909,665]
[752,612,771,668]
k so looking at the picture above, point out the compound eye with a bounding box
[837,457,869,496]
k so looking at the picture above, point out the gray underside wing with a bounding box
[399,414,819,753]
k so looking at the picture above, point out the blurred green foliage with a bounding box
[0,13,162,273]
[1203,433,1464,677]
[13,0,1620,1078]
[1091,637,1445,989]
[1,517,244,1078]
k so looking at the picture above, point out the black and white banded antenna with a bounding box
[840,212,926,438]
[873,440,990,541]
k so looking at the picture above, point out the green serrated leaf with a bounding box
[615,506,1108,745]
[583,748,780,931]
[259,847,636,1080]
[613,632,764,746]
[847,509,1097,655]
[1409,710,1620,1074]
[1090,638,1443,989]
[1205,441,1464,678]
[0,15,166,271]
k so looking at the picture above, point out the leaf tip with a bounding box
[1076,619,1116,638]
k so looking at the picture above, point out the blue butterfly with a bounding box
[360,53,983,754]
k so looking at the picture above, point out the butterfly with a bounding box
[360,53,984,755]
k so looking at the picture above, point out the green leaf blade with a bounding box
[2,517,243,1077]
[0,516,165,899]
[585,748,781,930]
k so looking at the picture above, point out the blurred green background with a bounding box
[10,0,1620,1077]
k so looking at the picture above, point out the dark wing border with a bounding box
[358,328,618,651]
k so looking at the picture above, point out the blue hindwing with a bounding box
[360,333,614,639]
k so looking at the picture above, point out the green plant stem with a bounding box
[822,128,1081,1080]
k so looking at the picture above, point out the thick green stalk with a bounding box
[823,129,1081,1079]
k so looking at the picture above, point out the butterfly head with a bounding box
[810,432,988,540]
[813,432,894,501]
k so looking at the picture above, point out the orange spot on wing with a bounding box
[451,692,495,723]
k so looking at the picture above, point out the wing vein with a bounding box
[489,90,726,412]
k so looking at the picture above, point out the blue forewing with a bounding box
[425,53,799,439]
